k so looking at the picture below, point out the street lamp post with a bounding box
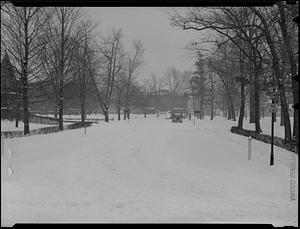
[266,86,278,166]
[270,96,275,166]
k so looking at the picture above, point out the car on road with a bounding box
[170,107,185,123]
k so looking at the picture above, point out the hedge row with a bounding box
[231,126,296,153]
[1,122,93,139]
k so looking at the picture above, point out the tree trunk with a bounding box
[253,8,291,141]
[278,83,291,141]
[117,107,121,121]
[81,35,87,124]
[104,110,109,122]
[58,74,64,131]
[249,82,255,123]
[254,69,261,132]
[199,79,205,119]
[124,110,127,120]
[223,105,227,118]
[54,104,58,118]
[81,95,85,123]
[15,96,21,128]
[127,110,130,119]
[22,66,30,135]
[157,96,160,118]
[226,90,236,121]
[278,1,298,149]
[227,106,231,120]
[238,52,246,128]
[58,96,63,130]
[249,74,255,123]
[230,104,236,121]
[23,89,29,134]
[238,79,246,129]
[22,15,30,135]
[210,75,214,120]
[280,107,284,126]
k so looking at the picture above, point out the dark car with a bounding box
[171,107,185,123]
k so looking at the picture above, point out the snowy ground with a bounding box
[1,120,57,132]
[1,115,298,225]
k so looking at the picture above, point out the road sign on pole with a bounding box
[269,107,278,113]
[265,90,279,99]
[269,103,278,113]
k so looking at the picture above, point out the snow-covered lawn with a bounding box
[1,120,57,132]
[1,115,298,225]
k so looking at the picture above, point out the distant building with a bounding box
[1,52,20,120]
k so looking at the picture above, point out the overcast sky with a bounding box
[84,7,200,80]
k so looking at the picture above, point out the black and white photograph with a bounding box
[1,1,298,226]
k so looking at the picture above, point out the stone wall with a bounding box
[231,126,296,153]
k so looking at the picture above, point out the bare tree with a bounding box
[140,79,152,118]
[209,72,215,120]
[250,7,292,141]
[207,42,240,121]
[1,4,52,134]
[150,74,165,117]
[113,70,127,120]
[72,18,98,123]
[194,52,206,119]
[169,7,264,130]
[277,1,298,148]
[93,30,123,122]
[123,40,145,120]
[41,7,81,130]
[164,68,184,109]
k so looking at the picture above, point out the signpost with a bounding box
[265,89,279,166]
[270,99,275,166]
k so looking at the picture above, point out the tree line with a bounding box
[1,4,145,134]
[169,3,298,145]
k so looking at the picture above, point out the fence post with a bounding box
[248,136,252,160]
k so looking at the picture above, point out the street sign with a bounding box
[268,98,279,103]
[270,107,278,113]
[266,91,279,98]
[269,103,278,113]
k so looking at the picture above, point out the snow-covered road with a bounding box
[1,115,298,225]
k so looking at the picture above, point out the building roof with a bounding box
[1,52,20,92]
[1,52,16,79]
